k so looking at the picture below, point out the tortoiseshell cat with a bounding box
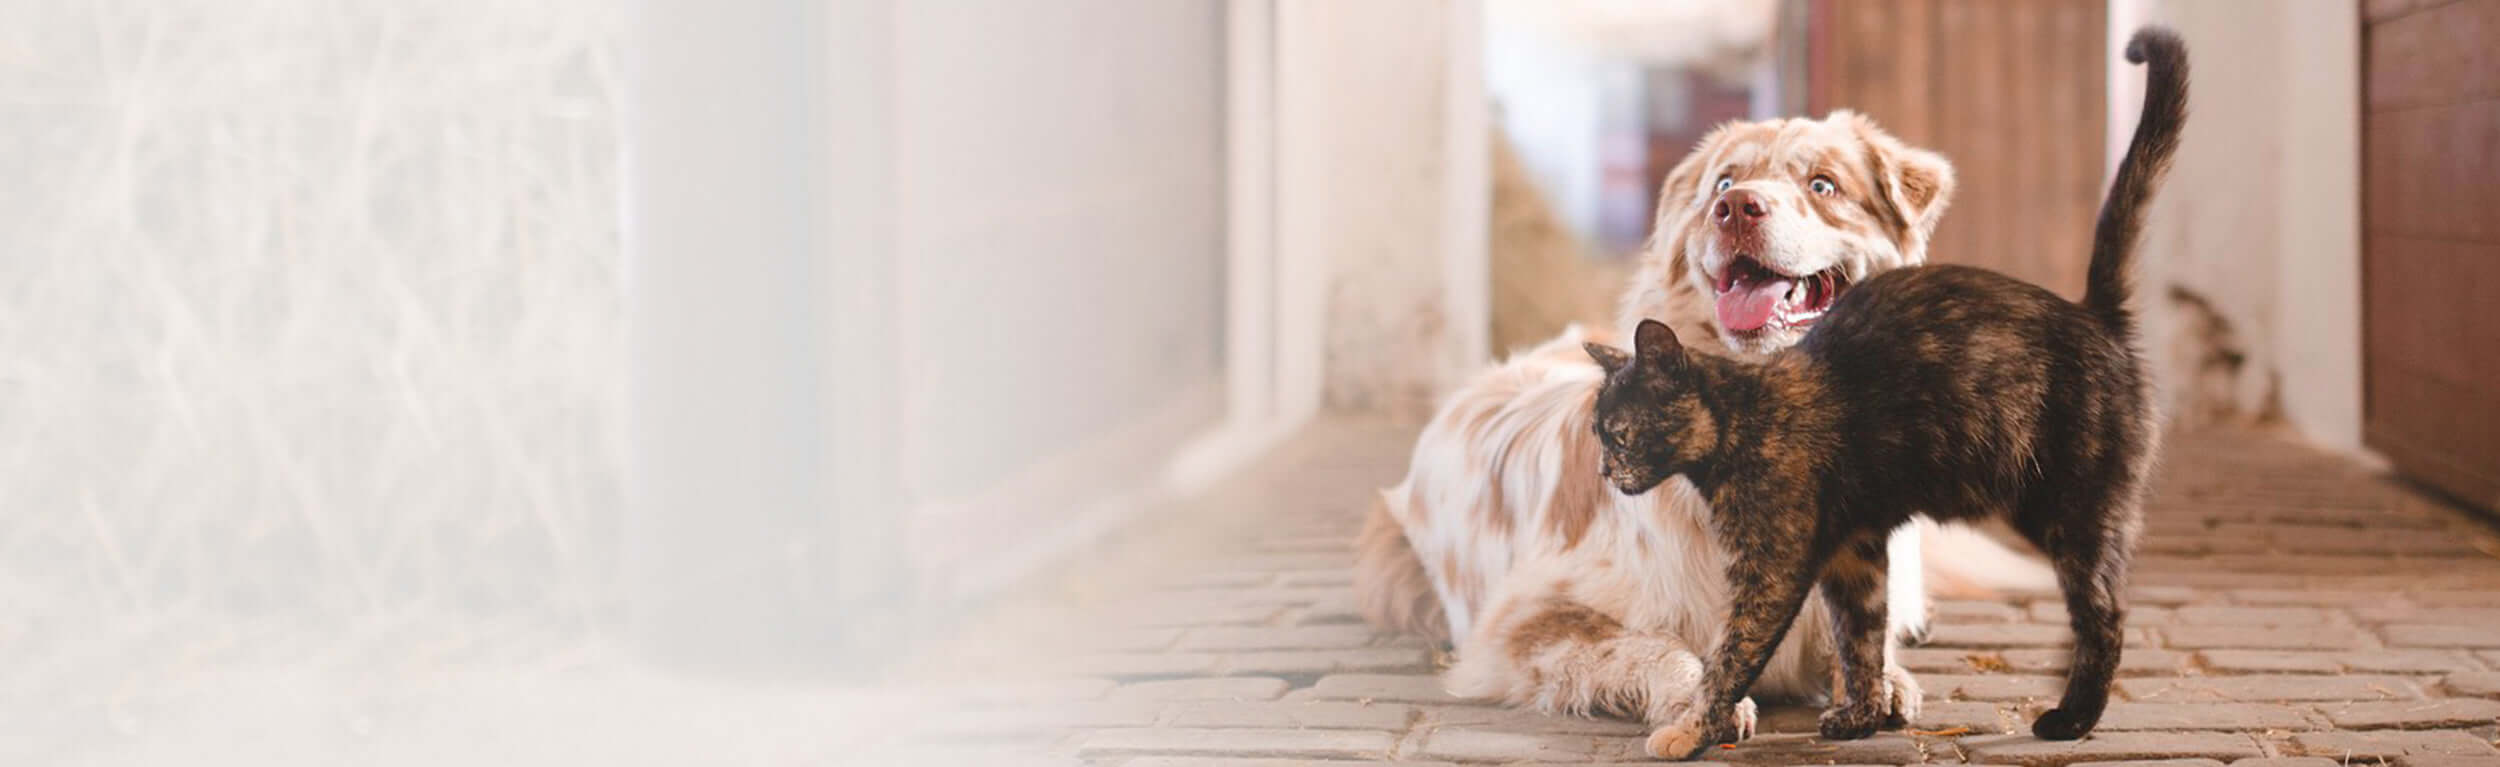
[1582,29,2186,760]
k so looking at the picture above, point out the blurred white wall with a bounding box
[1480,0,1775,248]
[2117,1,2363,450]
[1280,0,1489,418]
[887,0,1228,593]
[0,0,625,637]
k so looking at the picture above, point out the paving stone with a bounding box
[1275,569,1355,587]
[1179,625,1381,652]
[2437,671,2500,698]
[2031,603,2176,625]
[1121,600,1287,628]
[2479,649,2500,667]
[1957,731,2265,766]
[1939,622,2082,648]
[1909,700,2013,733]
[1715,733,1923,765]
[1109,677,1292,703]
[2315,698,2500,730]
[1753,703,1823,734]
[873,744,1077,766]
[2351,607,2500,626]
[1400,727,1644,762]
[1924,623,2083,648]
[1081,628,1186,653]
[2387,624,2500,649]
[2132,586,2209,606]
[2071,760,2227,767]
[946,677,1119,704]
[2205,554,2398,575]
[1418,705,1649,736]
[1937,600,2028,623]
[2341,650,2485,675]
[1162,700,1417,730]
[2161,624,2372,650]
[1125,759,1455,767]
[2229,589,2398,606]
[1069,652,1225,678]
[1902,647,1993,673]
[1210,552,1366,572]
[913,702,1162,738]
[2092,702,2321,731]
[2224,759,2340,767]
[1918,673,2068,701]
[1289,673,1466,704]
[2283,730,2500,760]
[2172,606,2338,625]
[1077,728,1397,760]
[2119,675,2424,702]
[1291,594,1364,626]
[1221,647,1432,675]
[1251,535,1359,553]
[2414,591,2500,607]
[2392,756,2500,767]
[2001,647,2191,676]
[2198,650,2346,675]
[1165,570,1279,589]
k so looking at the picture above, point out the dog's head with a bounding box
[1644,111,1954,356]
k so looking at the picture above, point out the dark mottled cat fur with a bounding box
[1582,29,2187,759]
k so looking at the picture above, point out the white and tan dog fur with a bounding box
[1358,111,2056,732]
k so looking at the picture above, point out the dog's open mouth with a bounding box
[1713,255,1848,333]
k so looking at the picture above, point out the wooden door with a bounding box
[2363,0,2500,509]
[1807,0,2107,297]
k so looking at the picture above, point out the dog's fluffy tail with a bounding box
[1356,488,1449,644]
[1918,517,2059,599]
[2084,27,2189,329]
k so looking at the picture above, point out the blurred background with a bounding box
[1,0,2486,764]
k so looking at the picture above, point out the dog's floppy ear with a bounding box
[1584,342,1632,375]
[1653,123,1731,221]
[1633,319,1682,365]
[1844,111,1956,243]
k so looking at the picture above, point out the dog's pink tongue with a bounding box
[1716,277,1795,332]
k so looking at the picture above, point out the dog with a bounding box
[1357,111,2057,730]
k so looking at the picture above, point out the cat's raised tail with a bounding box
[2084,27,2189,329]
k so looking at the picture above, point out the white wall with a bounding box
[0,0,627,635]
[1279,0,1490,418]
[885,0,1230,594]
[2119,2,2363,451]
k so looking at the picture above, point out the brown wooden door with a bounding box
[2363,0,2500,509]
[1807,0,2107,297]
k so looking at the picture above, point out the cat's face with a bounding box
[1585,320,1716,496]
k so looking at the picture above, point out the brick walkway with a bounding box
[884,419,2500,766]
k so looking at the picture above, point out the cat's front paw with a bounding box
[1818,701,1885,741]
[1882,662,1922,728]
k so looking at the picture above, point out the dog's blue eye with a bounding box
[1809,176,1837,195]
[1714,176,1733,193]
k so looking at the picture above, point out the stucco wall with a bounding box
[2120,1,2363,451]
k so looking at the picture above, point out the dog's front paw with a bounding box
[1644,700,1754,760]
[1882,662,1922,728]
[1645,718,1709,761]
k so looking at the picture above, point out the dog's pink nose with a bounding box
[1714,189,1768,228]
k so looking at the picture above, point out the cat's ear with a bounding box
[1584,342,1631,375]
[1633,319,1682,365]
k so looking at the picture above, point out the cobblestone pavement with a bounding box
[884,420,2500,766]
